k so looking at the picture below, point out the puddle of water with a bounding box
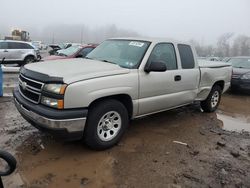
[216,110,250,132]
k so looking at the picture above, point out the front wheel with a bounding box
[36,55,42,62]
[200,85,222,112]
[83,99,129,150]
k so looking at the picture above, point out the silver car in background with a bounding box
[0,40,38,66]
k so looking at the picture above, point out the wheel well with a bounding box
[24,55,35,60]
[213,80,225,91]
[89,94,133,119]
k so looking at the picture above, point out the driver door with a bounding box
[138,43,195,115]
[0,42,10,61]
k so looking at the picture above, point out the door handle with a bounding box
[174,75,181,81]
[3,50,8,52]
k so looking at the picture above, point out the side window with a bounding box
[148,43,177,70]
[8,42,33,49]
[8,42,20,49]
[23,43,34,49]
[178,44,195,69]
[79,47,94,57]
[0,42,8,49]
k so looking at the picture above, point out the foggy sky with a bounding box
[1,0,250,44]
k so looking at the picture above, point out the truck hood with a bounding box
[24,58,130,84]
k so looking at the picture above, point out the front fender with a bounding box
[63,72,138,109]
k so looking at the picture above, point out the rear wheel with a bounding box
[83,99,129,150]
[24,56,34,64]
[201,85,222,112]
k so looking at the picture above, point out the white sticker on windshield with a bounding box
[129,41,144,47]
[248,59,250,62]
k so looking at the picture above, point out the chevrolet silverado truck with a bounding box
[13,38,232,150]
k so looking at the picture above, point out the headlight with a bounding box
[43,84,67,94]
[41,96,64,109]
[241,73,250,80]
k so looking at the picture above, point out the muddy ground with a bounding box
[0,91,250,188]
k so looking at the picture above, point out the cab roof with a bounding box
[109,37,191,45]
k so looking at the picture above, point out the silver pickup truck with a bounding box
[13,38,232,150]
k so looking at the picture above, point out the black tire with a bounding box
[201,85,222,112]
[24,56,34,64]
[18,62,24,67]
[83,99,129,150]
[36,55,42,62]
[0,150,17,176]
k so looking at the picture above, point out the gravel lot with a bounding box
[0,88,249,188]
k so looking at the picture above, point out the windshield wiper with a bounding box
[99,59,116,65]
[85,57,118,66]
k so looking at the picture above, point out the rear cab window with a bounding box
[178,44,195,69]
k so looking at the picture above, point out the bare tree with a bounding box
[33,24,140,44]
[190,39,215,57]
[231,35,250,56]
[216,33,234,57]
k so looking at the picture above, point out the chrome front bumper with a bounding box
[14,98,86,133]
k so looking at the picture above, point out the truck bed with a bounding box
[198,60,231,68]
[196,60,232,101]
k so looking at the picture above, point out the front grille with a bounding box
[18,74,44,104]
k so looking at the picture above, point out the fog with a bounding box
[1,0,249,44]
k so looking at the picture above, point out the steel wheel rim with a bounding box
[97,111,122,141]
[211,91,219,108]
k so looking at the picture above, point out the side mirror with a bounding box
[144,61,167,73]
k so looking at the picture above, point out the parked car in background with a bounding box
[206,57,220,61]
[48,43,81,55]
[197,57,206,61]
[44,44,97,61]
[0,40,39,66]
[32,41,48,50]
[198,57,221,62]
[13,37,232,150]
[228,57,250,91]
[222,57,231,62]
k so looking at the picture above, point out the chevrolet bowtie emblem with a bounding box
[21,82,27,90]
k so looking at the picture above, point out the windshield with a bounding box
[32,42,40,48]
[228,58,250,69]
[58,43,66,49]
[86,39,151,69]
[56,45,81,56]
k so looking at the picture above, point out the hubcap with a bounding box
[97,111,122,141]
[211,91,219,108]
